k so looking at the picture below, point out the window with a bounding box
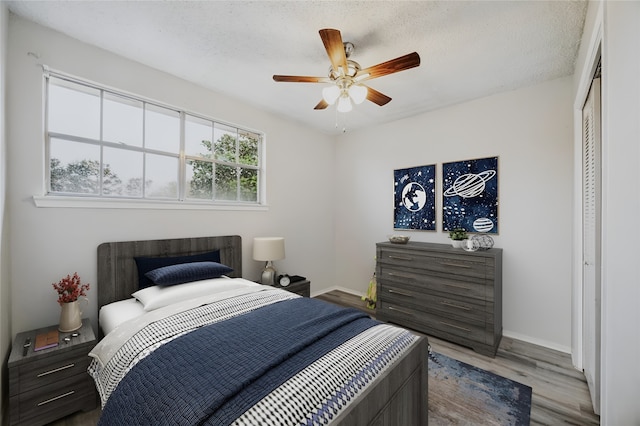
[44,71,263,207]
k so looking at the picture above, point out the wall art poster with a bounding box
[442,156,498,234]
[394,164,436,231]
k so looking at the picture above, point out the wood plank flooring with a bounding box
[51,290,600,425]
[315,290,600,426]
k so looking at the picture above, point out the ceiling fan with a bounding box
[273,28,421,112]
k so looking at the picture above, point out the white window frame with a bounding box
[34,68,267,211]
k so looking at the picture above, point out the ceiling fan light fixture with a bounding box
[348,84,368,104]
[322,85,341,104]
[337,94,353,112]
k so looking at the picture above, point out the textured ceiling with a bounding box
[6,1,587,135]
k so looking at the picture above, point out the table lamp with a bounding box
[252,237,285,285]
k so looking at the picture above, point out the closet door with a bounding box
[582,76,601,415]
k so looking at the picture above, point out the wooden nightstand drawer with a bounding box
[11,347,92,395]
[10,373,94,426]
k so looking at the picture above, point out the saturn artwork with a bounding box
[442,157,498,234]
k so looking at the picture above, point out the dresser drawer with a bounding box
[10,373,94,426]
[378,264,490,302]
[379,282,488,324]
[379,301,489,344]
[378,247,493,281]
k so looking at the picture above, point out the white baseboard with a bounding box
[311,286,363,299]
[503,330,572,355]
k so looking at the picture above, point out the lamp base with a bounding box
[261,262,277,286]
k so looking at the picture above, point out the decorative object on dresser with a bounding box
[252,237,285,285]
[8,319,97,426]
[448,228,468,248]
[393,164,437,231]
[51,272,90,332]
[376,241,502,357]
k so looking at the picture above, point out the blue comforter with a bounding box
[99,297,377,425]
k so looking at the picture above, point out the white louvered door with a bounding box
[582,76,601,415]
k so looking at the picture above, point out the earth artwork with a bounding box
[443,156,498,234]
[394,165,436,231]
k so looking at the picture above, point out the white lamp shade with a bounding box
[337,95,353,112]
[252,237,285,261]
[349,84,368,104]
[322,85,340,105]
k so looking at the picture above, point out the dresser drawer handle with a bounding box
[444,282,471,290]
[37,363,75,377]
[388,289,412,297]
[387,306,414,316]
[439,262,472,269]
[439,321,471,332]
[387,272,414,279]
[37,390,75,406]
[388,255,413,261]
[440,301,471,311]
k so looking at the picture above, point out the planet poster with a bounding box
[393,164,436,231]
[442,156,498,234]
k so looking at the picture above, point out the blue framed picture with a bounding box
[442,156,498,234]
[394,164,436,231]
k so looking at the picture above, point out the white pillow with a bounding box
[99,298,146,334]
[132,276,256,311]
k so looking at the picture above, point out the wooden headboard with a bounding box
[97,235,242,309]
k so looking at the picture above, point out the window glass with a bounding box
[240,167,258,202]
[145,154,179,198]
[145,104,179,153]
[239,131,259,166]
[215,164,237,201]
[49,138,101,194]
[214,123,237,163]
[186,159,213,200]
[103,92,143,147]
[102,147,143,197]
[185,115,212,157]
[48,78,100,140]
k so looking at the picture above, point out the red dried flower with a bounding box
[52,272,90,305]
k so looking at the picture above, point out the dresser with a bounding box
[8,319,97,425]
[376,241,502,357]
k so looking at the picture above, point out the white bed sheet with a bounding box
[99,298,146,335]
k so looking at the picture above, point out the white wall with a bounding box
[334,77,575,352]
[0,3,10,424]
[6,14,336,335]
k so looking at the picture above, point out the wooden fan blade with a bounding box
[365,86,392,106]
[273,75,330,83]
[319,28,348,75]
[358,52,421,81]
[314,99,329,110]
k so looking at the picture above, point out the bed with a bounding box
[91,235,428,425]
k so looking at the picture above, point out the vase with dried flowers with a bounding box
[52,272,90,332]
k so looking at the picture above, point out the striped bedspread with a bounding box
[89,287,419,425]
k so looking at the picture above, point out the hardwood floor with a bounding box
[52,290,600,425]
[315,290,600,426]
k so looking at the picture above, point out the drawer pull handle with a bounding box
[387,306,414,315]
[389,255,413,261]
[439,262,472,269]
[444,283,471,290]
[388,289,412,297]
[37,390,75,406]
[440,321,471,332]
[37,363,75,377]
[440,301,471,311]
[387,272,414,279]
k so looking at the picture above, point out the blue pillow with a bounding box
[144,262,234,287]
[135,250,221,289]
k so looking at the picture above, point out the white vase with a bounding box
[451,240,465,248]
[58,300,83,332]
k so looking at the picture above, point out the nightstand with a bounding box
[8,319,97,426]
[274,279,310,297]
